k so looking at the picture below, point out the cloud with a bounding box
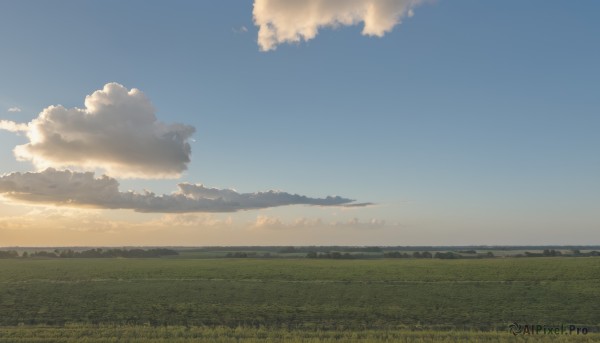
[253,215,284,228]
[1,83,195,178]
[251,215,324,229]
[233,26,249,33]
[331,217,386,229]
[0,208,135,233]
[253,0,423,51]
[7,107,22,113]
[0,169,362,213]
[0,83,368,213]
[152,214,234,228]
[177,183,354,209]
[251,215,384,230]
[0,120,28,133]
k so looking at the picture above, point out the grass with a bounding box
[0,257,598,340]
[0,326,597,342]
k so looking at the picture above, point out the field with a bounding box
[0,257,598,341]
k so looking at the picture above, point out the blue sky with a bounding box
[0,1,598,246]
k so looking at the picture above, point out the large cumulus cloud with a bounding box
[253,0,423,51]
[2,83,195,178]
[0,169,360,213]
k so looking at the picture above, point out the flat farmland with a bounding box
[0,257,598,341]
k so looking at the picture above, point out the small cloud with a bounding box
[233,26,249,34]
[152,214,233,228]
[7,107,22,113]
[251,215,323,230]
[251,215,384,230]
[331,217,386,229]
[253,0,425,51]
[0,168,363,213]
[252,215,283,228]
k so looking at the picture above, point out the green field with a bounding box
[0,257,598,341]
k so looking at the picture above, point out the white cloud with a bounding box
[0,169,361,213]
[253,0,423,51]
[0,120,28,133]
[7,107,22,113]
[2,83,195,178]
[0,83,368,214]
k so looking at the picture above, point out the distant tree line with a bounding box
[3,247,600,260]
[523,249,562,257]
[0,250,19,258]
[225,252,255,258]
[305,252,361,259]
[571,249,600,256]
[383,251,436,258]
[379,249,600,260]
[383,252,411,258]
[378,245,600,252]
[519,249,600,258]
[0,248,178,259]
[224,252,273,258]
[186,245,600,252]
[383,251,495,259]
[280,246,382,254]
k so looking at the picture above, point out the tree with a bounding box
[0,250,18,258]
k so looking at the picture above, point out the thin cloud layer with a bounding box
[253,0,423,51]
[7,107,22,113]
[1,83,195,178]
[177,183,351,209]
[0,169,360,213]
[252,215,385,230]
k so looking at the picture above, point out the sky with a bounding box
[0,0,598,246]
